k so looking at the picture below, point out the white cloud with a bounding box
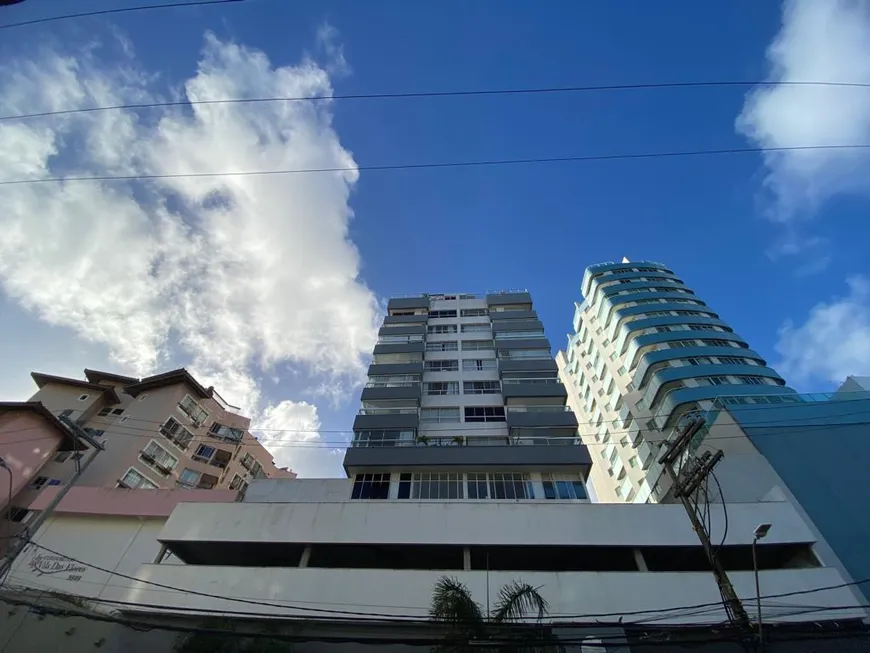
[736,0,870,220]
[776,276,870,384]
[0,32,379,475]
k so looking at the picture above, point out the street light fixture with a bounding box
[752,523,772,647]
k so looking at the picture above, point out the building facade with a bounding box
[343,291,589,500]
[557,259,794,504]
[2,368,294,528]
[2,293,868,648]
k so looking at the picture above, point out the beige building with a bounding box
[19,368,295,499]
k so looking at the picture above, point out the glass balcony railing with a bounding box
[506,405,572,413]
[357,408,418,416]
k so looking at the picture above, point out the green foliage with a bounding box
[428,576,561,653]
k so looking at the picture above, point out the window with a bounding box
[428,310,457,319]
[708,376,730,386]
[29,476,61,489]
[178,395,209,426]
[669,340,697,349]
[461,323,490,333]
[192,444,216,462]
[718,356,745,365]
[702,338,733,348]
[77,394,89,401]
[463,381,500,395]
[467,472,533,499]
[427,324,457,335]
[351,473,390,499]
[461,308,488,317]
[9,507,30,523]
[618,366,627,376]
[426,341,458,352]
[229,474,248,493]
[462,359,497,371]
[421,407,460,423]
[352,430,415,447]
[378,334,424,344]
[119,468,158,490]
[368,374,420,387]
[687,357,713,366]
[495,330,545,339]
[619,436,629,447]
[424,382,459,396]
[655,326,673,333]
[425,360,459,372]
[97,407,124,417]
[464,406,506,422]
[406,472,464,499]
[497,349,550,359]
[178,468,200,488]
[210,422,244,442]
[689,324,717,331]
[53,451,71,463]
[461,339,493,351]
[542,474,587,500]
[160,417,194,449]
[738,376,765,385]
[140,441,179,474]
[83,427,105,438]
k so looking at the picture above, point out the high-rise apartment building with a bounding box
[10,292,869,642]
[557,259,793,504]
[343,291,590,499]
[4,368,294,520]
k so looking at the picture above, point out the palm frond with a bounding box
[429,576,485,627]
[491,580,549,623]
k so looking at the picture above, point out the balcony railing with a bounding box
[357,408,418,416]
[364,381,419,389]
[502,378,561,385]
[350,436,579,448]
[506,405,572,413]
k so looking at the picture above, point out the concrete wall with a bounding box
[0,411,64,508]
[158,498,817,547]
[112,565,865,625]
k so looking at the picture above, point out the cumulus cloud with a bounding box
[776,276,870,384]
[737,0,870,220]
[0,32,379,475]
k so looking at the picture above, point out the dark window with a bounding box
[397,473,412,499]
[428,310,457,319]
[464,406,506,423]
[351,473,390,500]
[9,507,29,522]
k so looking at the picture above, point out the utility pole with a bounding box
[658,417,751,629]
[0,416,104,581]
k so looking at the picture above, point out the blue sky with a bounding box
[1,0,869,476]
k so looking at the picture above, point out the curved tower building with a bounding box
[557,259,795,503]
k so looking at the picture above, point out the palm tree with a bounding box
[429,576,560,652]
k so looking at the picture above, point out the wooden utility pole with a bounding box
[658,418,751,629]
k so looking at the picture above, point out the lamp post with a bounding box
[752,523,771,648]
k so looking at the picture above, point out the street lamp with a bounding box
[752,523,772,647]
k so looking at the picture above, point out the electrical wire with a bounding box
[0,0,245,30]
[2,144,870,187]
[5,79,870,122]
[22,541,870,624]
[0,593,866,648]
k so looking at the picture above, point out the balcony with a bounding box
[197,473,218,490]
[138,451,174,477]
[209,450,232,470]
[505,406,578,436]
[360,383,421,403]
[387,296,429,312]
[489,309,537,321]
[372,341,425,356]
[494,337,551,351]
[353,408,419,431]
[343,440,590,474]
[501,378,567,405]
[485,291,532,308]
[498,358,558,374]
[491,319,544,334]
[368,362,424,377]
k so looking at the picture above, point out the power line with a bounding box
[0,0,245,30]
[4,399,870,450]
[2,143,870,186]
[21,541,870,625]
[4,79,870,122]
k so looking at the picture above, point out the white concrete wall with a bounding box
[7,514,166,600]
[109,565,867,625]
[158,498,816,547]
[244,478,352,502]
